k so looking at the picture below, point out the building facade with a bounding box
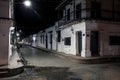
[0,0,14,65]
[36,26,57,50]
[34,0,120,57]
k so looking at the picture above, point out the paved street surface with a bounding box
[1,46,120,80]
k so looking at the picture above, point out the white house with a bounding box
[35,0,120,58]
[56,0,120,57]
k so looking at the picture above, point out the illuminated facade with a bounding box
[36,26,57,50]
[55,0,120,57]
[35,0,120,57]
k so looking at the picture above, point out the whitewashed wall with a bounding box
[45,26,57,50]
[36,26,57,50]
[57,22,86,56]
[36,21,120,57]
[36,32,46,48]
[9,27,14,59]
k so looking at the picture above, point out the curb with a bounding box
[0,67,24,78]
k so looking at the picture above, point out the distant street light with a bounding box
[16,33,20,37]
[24,0,31,7]
[11,31,14,34]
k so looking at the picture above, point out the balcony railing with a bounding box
[58,8,120,26]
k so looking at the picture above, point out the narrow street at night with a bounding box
[1,45,120,80]
[0,0,120,80]
[19,45,73,67]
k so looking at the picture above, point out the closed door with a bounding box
[77,31,82,55]
[90,31,99,56]
[50,33,53,49]
[46,35,48,48]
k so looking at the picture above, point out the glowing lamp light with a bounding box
[11,31,14,34]
[33,36,36,41]
[16,33,20,36]
[24,0,31,7]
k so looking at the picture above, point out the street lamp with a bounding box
[24,0,31,7]
[16,33,20,37]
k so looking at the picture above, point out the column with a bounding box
[81,30,91,57]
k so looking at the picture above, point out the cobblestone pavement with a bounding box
[1,46,120,80]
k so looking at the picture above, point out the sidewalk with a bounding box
[29,45,120,64]
[8,49,24,69]
[0,47,24,78]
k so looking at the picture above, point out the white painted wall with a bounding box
[36,26,57,50]
[45,26,57,50]
[9,27,14,59]
[58,21,86,56]
[36,21,120,57]
[36,32,46,48]
[58,21,120,57]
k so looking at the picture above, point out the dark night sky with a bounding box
[15,0,63,37]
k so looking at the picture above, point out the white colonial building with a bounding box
[34,0,120,58]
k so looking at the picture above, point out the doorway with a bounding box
[90,31,99,56]
[46,35,48,49]
[49,31,53,50]
[77,31,82,55]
